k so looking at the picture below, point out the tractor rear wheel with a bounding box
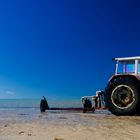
[106,80,140,115]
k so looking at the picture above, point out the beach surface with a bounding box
[0,109,140,140]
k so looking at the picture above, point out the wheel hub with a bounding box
[111,85,135,109]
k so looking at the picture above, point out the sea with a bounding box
[0,98,84,122]
[0,98,83,110]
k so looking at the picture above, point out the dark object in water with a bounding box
[40,96,83,112]
[40,96,49,112]
[49,107,83,111]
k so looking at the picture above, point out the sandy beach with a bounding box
[0,109,140,140]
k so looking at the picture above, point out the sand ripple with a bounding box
[0,109,140,140]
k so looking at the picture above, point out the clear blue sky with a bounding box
[0,0,140,99]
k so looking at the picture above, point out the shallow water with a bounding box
[1,107,140,140]
[1,99,140,129]
[0,107,111,127]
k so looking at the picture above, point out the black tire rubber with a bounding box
[105,79,140,116]
[91,106,95,112]
[84,99,92,109]
[40,99,46,112]
[83,99,92,113]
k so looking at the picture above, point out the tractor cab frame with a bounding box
[114,56,140,76]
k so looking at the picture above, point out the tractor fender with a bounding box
[108,74,140,85]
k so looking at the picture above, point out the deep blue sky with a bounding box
[0,0,140,99]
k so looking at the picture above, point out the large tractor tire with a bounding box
[105,79,140,115]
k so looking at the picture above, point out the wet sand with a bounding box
[0,109,140,140]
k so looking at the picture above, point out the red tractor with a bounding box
[105,56,140,115]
